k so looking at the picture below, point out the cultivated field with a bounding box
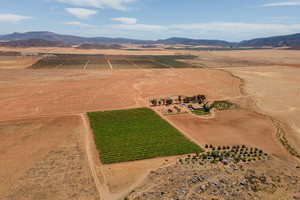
[88,108,202,164]
[27,54,200,69]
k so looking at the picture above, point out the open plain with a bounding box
[0,47,299,200]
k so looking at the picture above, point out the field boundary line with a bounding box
[83,59,90,70]
[107,59,113,69]
[148,58,174,69]
[127,59,141,70]
[54,59,70,69]
[80,113,102,199]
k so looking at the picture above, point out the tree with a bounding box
[158,101,162,106]
[178,95,182,103]
[190,95,197,102]
[166,99,173,105]
[150,99,157,106]
[162,99,166,105]
[203,103,211,112]
[183,97,190,103]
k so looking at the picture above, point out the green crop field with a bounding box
[87,108,202,164]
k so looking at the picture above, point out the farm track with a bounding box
[83,59,90,70]
[127,59,141,70]
[107,59,113,69]
[80,113,102,199]
[54,59,70,69]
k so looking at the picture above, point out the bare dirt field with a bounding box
[0,68,240,121]
[0,115,99,200]
[165,110,288,159]
[0,48,299,200]
[177,49,300,68]
[0,56,39,69]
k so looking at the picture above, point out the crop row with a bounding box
[87,107,203,164]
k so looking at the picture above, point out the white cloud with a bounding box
[171,22,300,35]
[111,17,137,24]
[65,8,98,19]
[65,21,97,28]
[57,0,137,10]
[0,14,33,23]
[107,17,166,31]
[107,23,167,31]
[256,1,300,7]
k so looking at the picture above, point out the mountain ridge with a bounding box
[0,31,299,48]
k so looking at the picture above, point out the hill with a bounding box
[157,37,233,46]
[238,33,300,47]
[0,39,70,48]
[0,31,299,48]
[76,43,122,49]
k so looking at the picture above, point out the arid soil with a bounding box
[0,56,39,69]
[128,157,299,200]
[0,68,240,121]
[0,48,299,200]
[165,110,288,159]
[0,116,99,200]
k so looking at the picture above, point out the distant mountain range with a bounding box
[0,31,299,48]
[0,39,70,48]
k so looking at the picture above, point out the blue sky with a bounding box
[0,0,300,41]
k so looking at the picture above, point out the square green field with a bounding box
[87,108,202,164]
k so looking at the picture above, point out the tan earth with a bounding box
[0,48,299,200]
[0,56,39,69]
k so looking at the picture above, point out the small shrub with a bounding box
[218,146,221,150]
[205,144,208,148]
[248,158,252,162]
[209,144,213,148]
[219,157,223,161]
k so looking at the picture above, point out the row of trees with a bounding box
[150,94,206,106]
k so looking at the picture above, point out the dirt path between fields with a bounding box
[80,113,102,199]
[54,59,70,69]
[107,59,113,69]
[83,59,90,70]
[127,59,141,70]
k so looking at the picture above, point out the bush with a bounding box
[259,150,263,153]
[219,157,223,161]
[218,146,221,150]
[248,158,252,162]
[223,161,228,165]
[222,146,226,150]
[227,145,230,149]
[205,144,208,148]
[209,144,213,148]
[212,147,215,150]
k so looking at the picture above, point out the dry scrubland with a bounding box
[0,47,299,200]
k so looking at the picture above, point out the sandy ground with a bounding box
[0,68,240,121]
[165,110,289,160]
[0,115,99,200]
[224,66,300,156]
[0,56,39,69]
